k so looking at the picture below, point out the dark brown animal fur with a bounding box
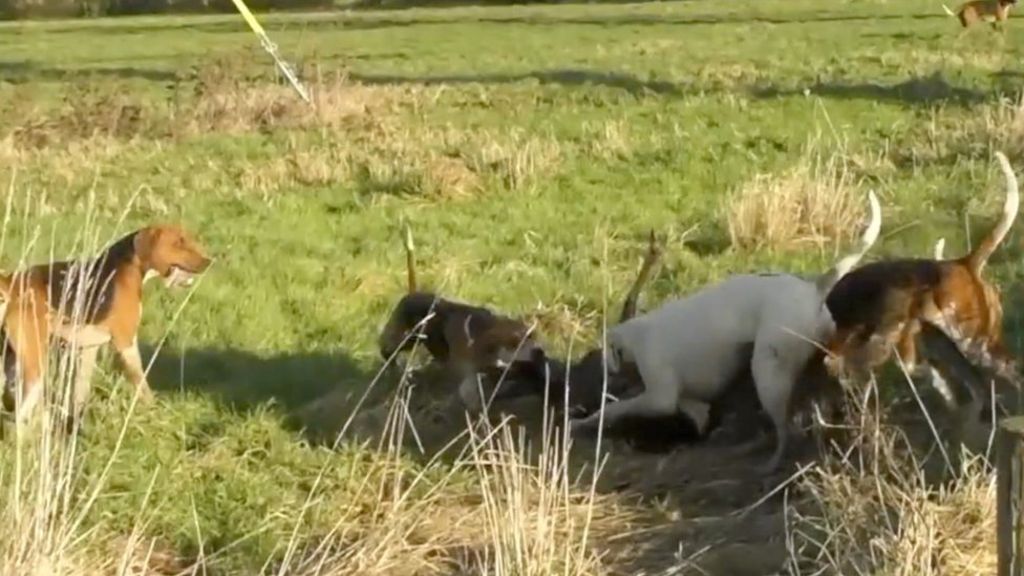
[377,223,538,411]
[483,230,665,413]
[824,152,1019,385]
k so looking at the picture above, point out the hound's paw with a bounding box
[136,385,156,405]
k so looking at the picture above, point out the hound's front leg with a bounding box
[114,338,154,403]
[72,345,100,417]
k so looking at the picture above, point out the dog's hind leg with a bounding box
[751,338,800,473]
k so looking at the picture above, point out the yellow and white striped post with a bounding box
[227,0,311,104]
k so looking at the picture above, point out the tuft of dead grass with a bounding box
[459,129,563,194]
[0,57,406,152]
[582,119,633,162]
[787,375,997,576]
[464,422,613,575]
[279,365,635,576]
[726,141,866,251]
[894,92,1024,168]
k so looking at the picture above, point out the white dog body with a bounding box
[609,273,828,400]
[574,191,882,471]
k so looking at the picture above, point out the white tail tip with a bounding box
[862,189,882,248]
[403,222,415,252]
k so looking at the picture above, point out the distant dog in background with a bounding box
[377,223,539,412]
[944,0,1016,30]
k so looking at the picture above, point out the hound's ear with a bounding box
[133,228,156,262]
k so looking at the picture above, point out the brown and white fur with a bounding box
[0,225,211,428]
[944,0,1016,29]
[824,151,1020,399]
[571,191,883,472]
[377,223,539,412]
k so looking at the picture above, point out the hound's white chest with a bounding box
[53,323,111,348]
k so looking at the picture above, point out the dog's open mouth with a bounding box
[165,265,199,288]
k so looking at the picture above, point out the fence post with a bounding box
[998,416,1024,576]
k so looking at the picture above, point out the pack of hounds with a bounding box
[0,152,1020,475]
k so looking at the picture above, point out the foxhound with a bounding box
[824,151,1019,398]
[1,225,211,428]
[377,223,538,412]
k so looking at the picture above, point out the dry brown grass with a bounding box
[464,422,614,575]
[271,375,636,576]
[967,94,1024,159]
[787,375,997,576]
[726,141,867,251]
[1,357,635,576]
[893,92,1024,168]
[1,59,407,150]
[582,119,633,162]
[528,302,599,350]
[0,59,567,202]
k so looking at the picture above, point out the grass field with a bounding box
[0,0,1020,573]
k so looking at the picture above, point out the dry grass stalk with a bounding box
[787,373,996,576]
[464,419,613,575]
[582,119,633,161]
[896,92,1024,167]
[276,350,631,576]
[1,64,567,201]
[1,59,405,151]
[726,142,866,250]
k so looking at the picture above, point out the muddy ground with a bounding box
[296,363,1000,576]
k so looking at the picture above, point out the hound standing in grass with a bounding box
[944,0,1017,30]
[0,225,212,428]
[572,192,883,472]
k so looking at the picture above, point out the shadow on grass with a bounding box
[0,60,178,83]
[143,343,379,414]
[751,73,989,107]
[340,10,948,28]
[349,68,683,96]
[13,9,948,36]
[351,69,1003,108]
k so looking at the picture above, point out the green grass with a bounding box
[0,0,1020,572]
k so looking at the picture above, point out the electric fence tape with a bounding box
[228,0,311,104]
